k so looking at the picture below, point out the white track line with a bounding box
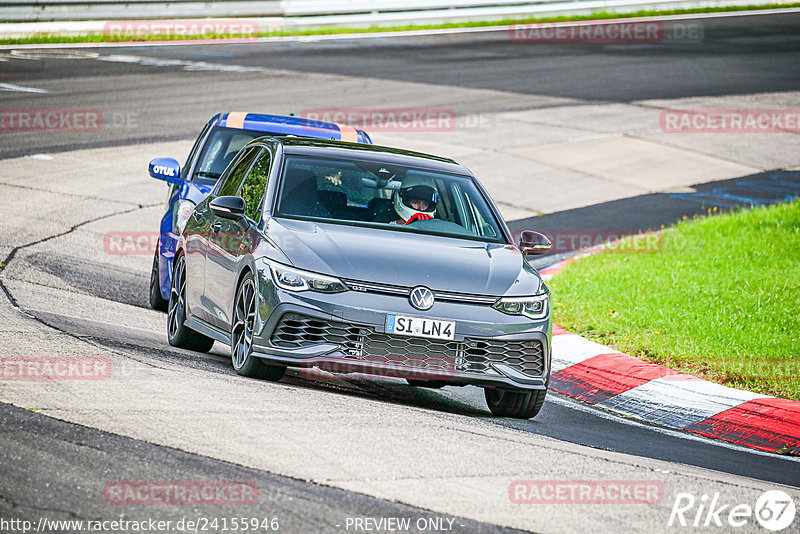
[0,82,49,93]
[597,376,771,428]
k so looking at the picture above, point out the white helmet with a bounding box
[392,174,438,223]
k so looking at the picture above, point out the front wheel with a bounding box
[484,388,547,419]
[231,272,286,381]
[149,247,168,312]
[167,255,215,353]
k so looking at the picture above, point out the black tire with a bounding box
[406,379,446,388]
[484,388,547,419]
[149,247,169,312]
[231,272,286,381]
[167,255,215,353]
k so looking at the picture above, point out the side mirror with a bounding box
[210,196,246,220]
[148,158,182,185]
[519,230,552,255]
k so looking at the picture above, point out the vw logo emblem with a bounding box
[409,286,435,311]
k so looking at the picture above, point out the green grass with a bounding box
[549,201,800,401]
[2,3,798,45]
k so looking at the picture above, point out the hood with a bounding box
[266,218,542,296]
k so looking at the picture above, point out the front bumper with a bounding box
[251,273,552,391]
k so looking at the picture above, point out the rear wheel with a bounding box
[167,255,215,353]
[149,247,168,312]
[484,388,547,419]
[231,272,286,381]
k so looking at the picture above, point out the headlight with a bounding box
[265,260,347,293]
[493,293,549,320]
[173,200,195,234]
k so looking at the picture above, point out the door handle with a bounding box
[192,210,202,221]
[211,221,223,233]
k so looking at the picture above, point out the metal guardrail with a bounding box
[282,0,553,16]
[1,0,282,22]
[2,0,790,26]
[1,0,645,22]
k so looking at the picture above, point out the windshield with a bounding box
[191,127,265,185]
[275,155,505,243]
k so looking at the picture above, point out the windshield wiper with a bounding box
[194,171,221,179]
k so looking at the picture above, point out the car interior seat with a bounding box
[368,197,398,223]
[318,190,348,219]
[280,169,329,218]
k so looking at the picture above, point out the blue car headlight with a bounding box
[264,259,347,293]
[493,293,549,320]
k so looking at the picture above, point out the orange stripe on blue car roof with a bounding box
[218,112,369,143]
[336,123,359,142]
[225,111,247,129]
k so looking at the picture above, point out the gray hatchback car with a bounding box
[169,136,553,418]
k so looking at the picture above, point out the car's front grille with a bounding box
[270,313,363,350]
[270,313,545,377]
[463,339,545,376]
[361,333,460,373]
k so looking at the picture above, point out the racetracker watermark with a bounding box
[0,517,279,533]
[105,231,161,255]
[509,20,703,43]
[1,109,139,132]
[1,356,111,380]
[300,357,458,382]
[660,109,800,133]
[301,108,495,132]
[104,482,258,506]
[514,230,663,254]
[509,480,664,504]
[103,231,260,256]
[103,19,259,40]
[656,361,800,382]
[1,109,101,132]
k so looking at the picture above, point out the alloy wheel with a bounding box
[167,256,186,339]
[232,277,256,369]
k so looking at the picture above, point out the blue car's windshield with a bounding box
[192,127,265,185]
[275,155,505,243]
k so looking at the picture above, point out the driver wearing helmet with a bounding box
[391,176,439,225]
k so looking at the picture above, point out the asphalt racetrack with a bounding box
[2,12,800,158]
[1,10,799,533]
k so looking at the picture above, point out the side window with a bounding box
[216,147,260,197]
[451,183,474,233]
[239,149,272,222]
[459,186,499,238]
[181,123,210,180]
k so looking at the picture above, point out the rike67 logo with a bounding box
[669,490,796,531]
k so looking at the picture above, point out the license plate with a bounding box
[385,314,455,341]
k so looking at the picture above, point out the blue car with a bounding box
[148,112,372,310]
